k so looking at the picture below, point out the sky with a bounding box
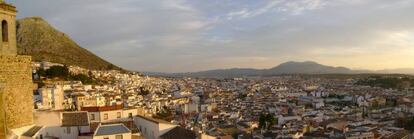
[7,0,414,73]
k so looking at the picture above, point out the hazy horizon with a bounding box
[143,60,414,74]
[8,0,414,72]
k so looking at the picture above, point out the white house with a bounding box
[93,124,132,139]
[133,115,177,139]
[82,105,138,123]
[38,85,65,110]
[61,111,92,139]
[18,110,92,139]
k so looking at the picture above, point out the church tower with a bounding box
[0,0,35,138]
[0,0,17,55]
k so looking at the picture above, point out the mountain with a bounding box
[265,61,353,75]
[146,61,359,78]
[16,17,121,70]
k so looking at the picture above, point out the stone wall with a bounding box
[0,79,5,139]
[0,2,17,56]
[0,55,34,130]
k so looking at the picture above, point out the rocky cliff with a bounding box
[16,17,121,70]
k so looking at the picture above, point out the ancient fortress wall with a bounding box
[0,78,5,139]
[0,55,34,130]
[0,2,35,139]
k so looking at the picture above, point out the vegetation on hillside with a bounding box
[356,76,414,89]
[36,65,102,85]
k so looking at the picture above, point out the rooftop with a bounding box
[0,2,16,13]
[61,111,89,126]
[135,114,172,124]
[159,126,196,139]
[81,105,123,112]
[94,124,131,136]
[22,126,43,137]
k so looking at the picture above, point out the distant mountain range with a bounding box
[145,61,414,77]
[16,17,121,70]
[14,17,413,75]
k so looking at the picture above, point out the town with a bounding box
[1,0,414,139]
[28,61,414,139]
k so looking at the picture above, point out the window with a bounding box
[90,114,95,120]
[104,137,109,139]
[1,20,7,42]
[104,113,108,120]
[116,135,123,139]
[117,112,121,118]
[66,127,71,134]
[128,113,133,118]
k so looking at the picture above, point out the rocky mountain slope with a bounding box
[16,17,120,70]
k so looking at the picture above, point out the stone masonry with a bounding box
[0,1,35,138]
[0,55,34,129]
[0,2,17,55]
[0,79,5,138]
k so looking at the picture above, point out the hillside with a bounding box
[159,61,414,78]
[145,61,358,77]
[265,61,353,75]
[16,17,121,70]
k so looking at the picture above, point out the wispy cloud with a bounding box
[280,0,327,15]
[226,1,282,20]
[9,0,414,72]
[226,0,327,20]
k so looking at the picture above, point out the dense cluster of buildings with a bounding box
[26,63,414,139]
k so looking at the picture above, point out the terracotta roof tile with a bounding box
[159,126,196,139]
[61,111,89,126]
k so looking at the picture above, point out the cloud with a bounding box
[7,0,414,72]
[281,0,327,15]
[226,0,327,20]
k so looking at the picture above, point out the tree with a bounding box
[36,68,46,77]
[45,65,69,78]
[396,116,414,131]
[139,87,150,96]
[69,73,94,84]
[153,106,173,121]
[259,114,266,130]
[265,114,276,130]
[88,71,93,77]
[362,106,368,119]
[259,113,277,130]
[37,80,45,88]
